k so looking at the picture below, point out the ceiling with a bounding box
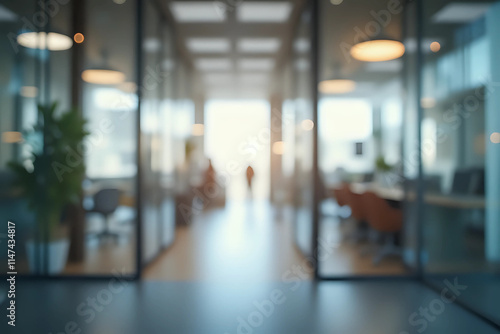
[82,0,495,101]
[160,0,307,99]
[161,0,407,101]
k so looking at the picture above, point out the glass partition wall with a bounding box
[0,0,186,278]
[308,0,500,325]
[290,3,315,257]
[76,0,138,276]
[316,0,410,277]
[419,0,500,326]
[0,0,74,276]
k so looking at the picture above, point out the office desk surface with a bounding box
[347,182,486,209]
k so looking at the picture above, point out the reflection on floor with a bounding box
[319,200,409,276]
[144,200,310,282]
[429,275,500,325]
[8,280,500,333]
[64,207,136,275]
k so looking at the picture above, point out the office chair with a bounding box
[361,191,403,265]
[343,185,368,242]
[333,185,348,207]
[87,188,121,241]
[451,169,474,194]
[469,167,485,195]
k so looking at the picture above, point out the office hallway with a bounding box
[144,201,311,282]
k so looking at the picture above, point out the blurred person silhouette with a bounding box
[204,159,216,184]
[246,165,255,196]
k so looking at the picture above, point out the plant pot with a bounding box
[25,238,70,275]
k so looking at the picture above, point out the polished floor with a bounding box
[144,200,310,281]
[64,207,136,275]
[4,279,499,333]
[319,213,409,276]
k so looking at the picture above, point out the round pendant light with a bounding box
[17,31,73,51]
[350,38,405,62]
[82,68,126,85]
[319,79,356,94]
[318,62,356,94]
[82,50,126,85]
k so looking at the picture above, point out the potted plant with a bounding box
[8,102,88,274]
[374,155,394,187]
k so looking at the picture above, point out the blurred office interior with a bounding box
[0,0,500,332]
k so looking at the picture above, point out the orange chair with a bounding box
[333,188,346,207]
[361,191,403,265]
[341,184,369,242]
[346,186,366,222]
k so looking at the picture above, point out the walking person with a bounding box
[246,165,255,197]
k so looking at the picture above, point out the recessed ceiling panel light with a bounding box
[195,58,232,71]
[186,38,230,53]
[237,2,293,22]
[238,58,275,71]
[237,38,281,53]
[170,1,226,22]
[432,3,490,23]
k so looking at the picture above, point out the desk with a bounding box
[346,182,486,209]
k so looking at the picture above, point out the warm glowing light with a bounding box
[430,41,441,53]
[301,119,314,131]
[20,86,38,98]
[490,132,500,144]
[74,33,84,43]
[350,39,405,62]
[192,124,204,136]
[2,131,23,143]
[272,141,285,155]
[318,79,356,94]
[420,97,436,109]
[17,32,73,51]
[82,69,126,85]
[330,0,343,4]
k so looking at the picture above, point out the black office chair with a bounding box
[451,168,485,195]
[450,168,485,236]
[451,169,473,194]
[469,167,485,195]
[87,189,121,241]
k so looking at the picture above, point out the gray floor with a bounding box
[2,280,499,333]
